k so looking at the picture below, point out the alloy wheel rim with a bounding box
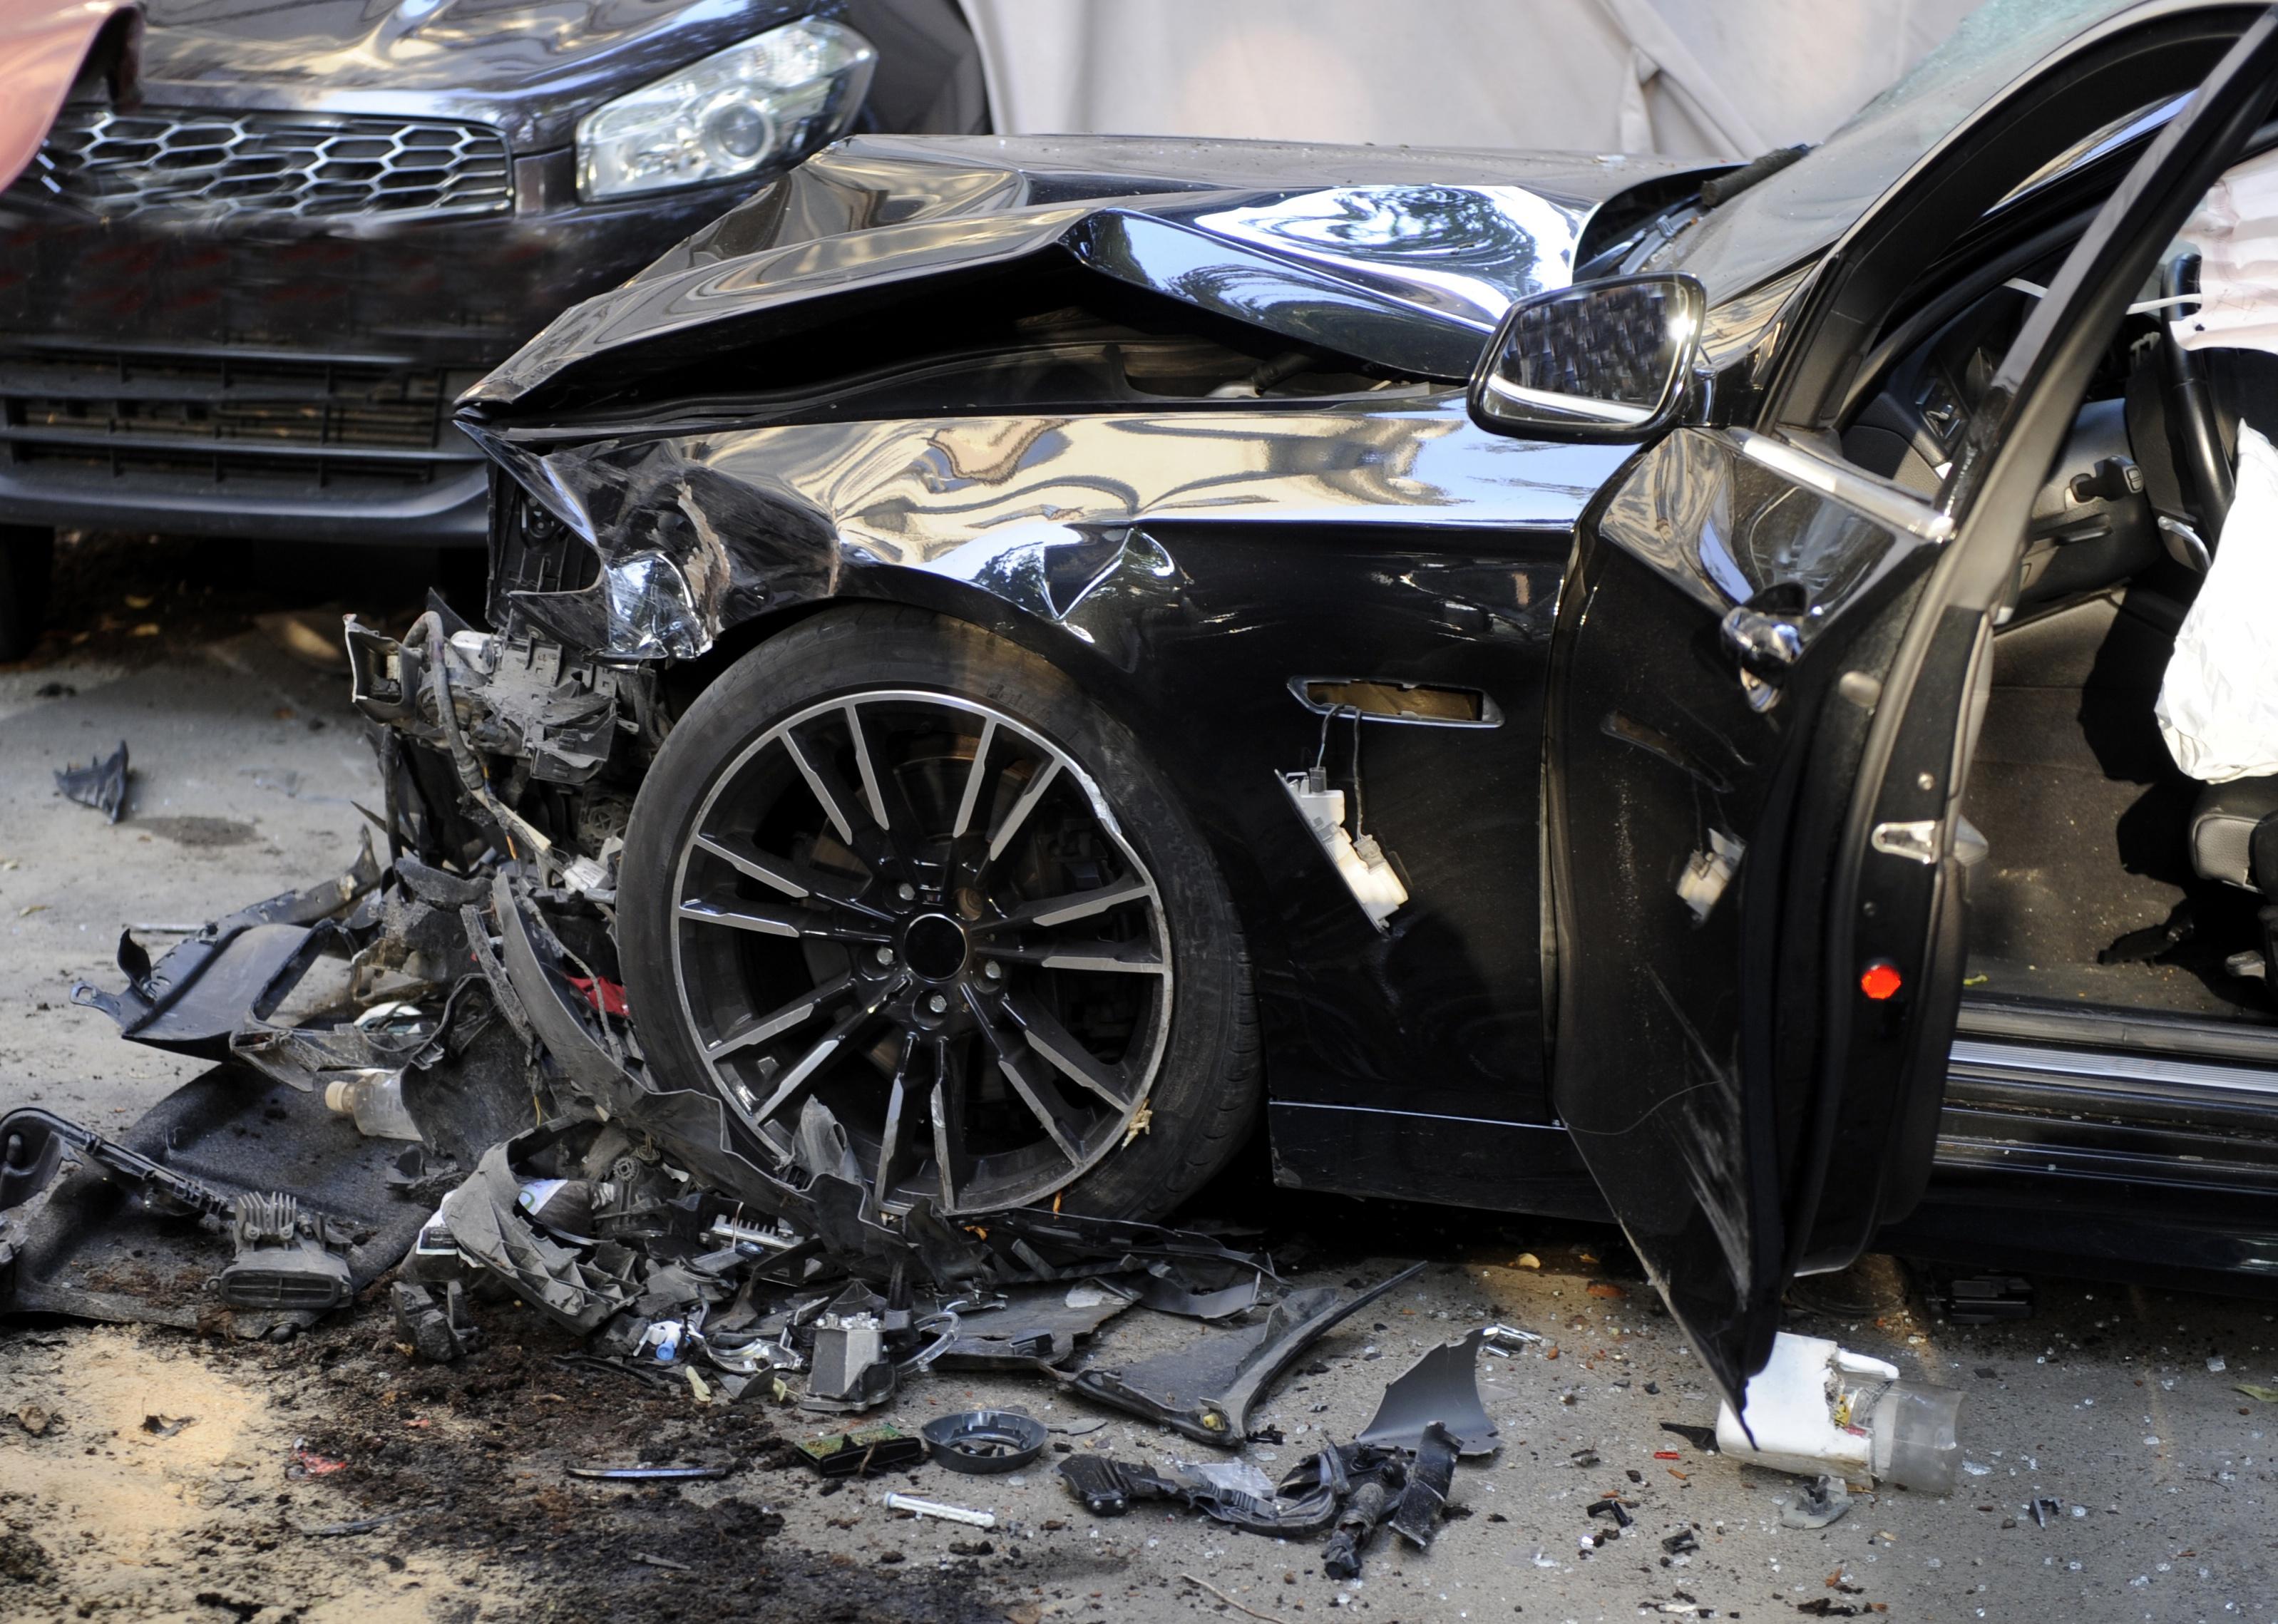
[666,689,1171,1215]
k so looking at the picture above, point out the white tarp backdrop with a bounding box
[959,0,1984,160]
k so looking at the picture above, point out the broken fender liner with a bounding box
[1064,1262,1424,1447]
[486,870,813,1216]
[71,834,383,1056]
[0,1067,428,1338]
[491,869,627,1099]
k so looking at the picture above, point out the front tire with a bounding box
[617,606,1260,1220]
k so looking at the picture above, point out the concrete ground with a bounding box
[2,533,2277,1623]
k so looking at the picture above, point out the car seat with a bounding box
[2186,771,2278,985]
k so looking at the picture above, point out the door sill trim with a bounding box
[1956,994,2278,1065]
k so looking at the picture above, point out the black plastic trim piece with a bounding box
[1955,995,2278,1064]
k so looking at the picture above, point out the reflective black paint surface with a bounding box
[1546,429,1954,1405]
[473,392,1633,1131]
[471,133,1705,406]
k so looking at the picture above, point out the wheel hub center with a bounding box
[903,911,970,981]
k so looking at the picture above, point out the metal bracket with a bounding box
[1869,819,1941,864]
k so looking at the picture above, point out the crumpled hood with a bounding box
[466,133,1710,411]
[134,0,816,151]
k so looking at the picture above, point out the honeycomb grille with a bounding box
[27,106,512,222]
[0,345,488,490]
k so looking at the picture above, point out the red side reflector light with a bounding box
[1859,960,1904,1001]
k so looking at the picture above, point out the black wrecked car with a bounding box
[0,0,988,659]
[64,0,2278,1411]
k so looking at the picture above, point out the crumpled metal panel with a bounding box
[468,133,1708,407]
[473,397,1634,660]
[645,132,1701,285]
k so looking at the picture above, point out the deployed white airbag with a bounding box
[2173,146,2278,354]
[2156,422,2278,782]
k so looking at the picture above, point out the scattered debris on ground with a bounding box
[0,594,1988,1620]
[52,739,127,821]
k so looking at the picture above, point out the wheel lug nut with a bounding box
[896,883,916,903]
[982,961,1002,981]
[875,947,895,966]
[926,992,949,1014]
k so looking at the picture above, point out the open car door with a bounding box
[1475,5,2278,1407]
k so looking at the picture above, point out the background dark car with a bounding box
[0,0,988,659]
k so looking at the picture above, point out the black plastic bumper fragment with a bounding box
[1064,1262,1423,1447]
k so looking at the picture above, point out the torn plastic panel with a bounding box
[1354,1325,1499,1456]
[1065,1263,1422,1447]
[71,834,383,1056]
[53,741,128,821]
[0,1071,428,1339]
[930,1283,1133,1369]
[437,1137,642,1335]
[1056,1441,1405,1538]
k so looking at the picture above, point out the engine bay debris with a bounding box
[5,592,1804,1588]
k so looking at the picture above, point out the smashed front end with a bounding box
[27,132,1692,1387]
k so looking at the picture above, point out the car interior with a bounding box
[1835,130,2278,1039]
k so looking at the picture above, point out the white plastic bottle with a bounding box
[322,1073,422,1141]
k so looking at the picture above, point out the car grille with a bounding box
[0,344,488,491]
[22,108,512,222]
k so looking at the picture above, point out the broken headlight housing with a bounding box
[575,18,876,202]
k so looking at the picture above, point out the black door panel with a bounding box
[1537,6,2278,1410]
[1548,432,1943,1402]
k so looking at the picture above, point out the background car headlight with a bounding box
[576,19,877,202]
